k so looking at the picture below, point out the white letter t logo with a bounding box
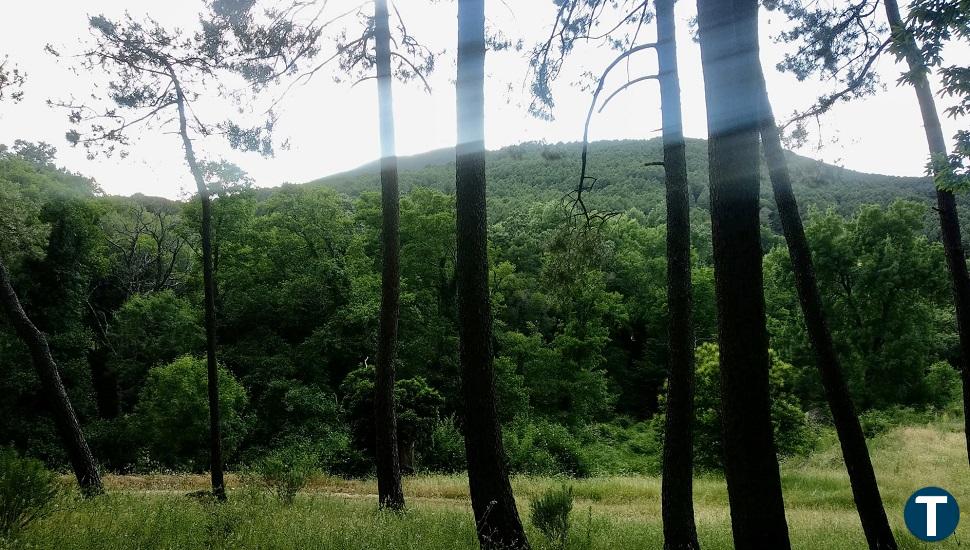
[916,495,949,536]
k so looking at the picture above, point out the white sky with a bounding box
[0,0,966,199]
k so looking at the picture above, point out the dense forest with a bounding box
[1,138,960,477]
[1,0,968,548]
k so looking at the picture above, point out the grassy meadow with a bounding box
[5,416,967,550]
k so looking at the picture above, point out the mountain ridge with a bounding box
[304,138,941,227]
[310,138,927,186]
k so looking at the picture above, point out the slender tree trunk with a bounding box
[696,0,790,547]
[0,258,104,497]
[456,1,529,547]
[756,71,897,550]
[883,0,970,467]
[373,0,406,511]
[656,1,699,548]
[173,80,225,501]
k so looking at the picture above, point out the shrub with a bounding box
[858,406,936,438]
[251,440,319,504]
[108,291,204,408]
[573,422,661,476]
[0,447,60,538]
[133,355,250,470]
[530,485,573,550]
[658,343,818,469]
[504,419,589,477]
[923,361,962,410]
[86,416,139,472]
[420,416,466,473]
[251,379,361,475]
[422,418,660,477]
[340,364,443,472]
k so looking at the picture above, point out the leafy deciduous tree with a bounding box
[0,62,103,498]
[770,0,970,465]
[0,258,104,497]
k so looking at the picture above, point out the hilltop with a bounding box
[307,138,940,227]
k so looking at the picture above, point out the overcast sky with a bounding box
[0,0,966,199]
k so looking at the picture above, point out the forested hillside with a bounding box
[1,139,961,478]
[312,138,955,233]
[4,0,970,546]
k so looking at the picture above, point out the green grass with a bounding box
[4,416,967,549]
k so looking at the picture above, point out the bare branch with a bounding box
[598,74,659,113]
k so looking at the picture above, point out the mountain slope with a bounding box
[308,138,939,226]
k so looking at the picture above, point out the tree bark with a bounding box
[756,70,897,550]
[373,0,406,511]
[696,0,791,547]
[0,258,104,497]
[656,1,699,548]
[883,0,970,467]
[456,1,529,548]
[173,77,225,501]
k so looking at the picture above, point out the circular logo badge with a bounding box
[904,486,960,542]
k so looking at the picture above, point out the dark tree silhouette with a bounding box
[59,13,278,500]
[456,0,529,547]
[331,1,434,510]
[0,256,104,497]
[174,74,225,500]
[755,67,897,550]
[372,0,406,510]
[654,2,699,547]
[696,0,791,547]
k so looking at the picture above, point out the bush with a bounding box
[923,361,962,410]
[659,343,818,469]
[250,379,363,476]
[504,419,589,477]
[340,364,443,473]
[108,291,204,409]
[0,447,60,538]
[530,485,573,550]
[420,418,661,476]
[858,406,936,438]
[86,417,140,472]
[573,422,661,476]
[419,416,466,473]
[251,440,319,504]
[133,355,250,471]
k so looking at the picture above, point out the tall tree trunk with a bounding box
[373,0,406,511]
[883,0,970,467]
[696,0,791,547]
[173,79,225,501]
[656,1,699,548]
[456,1,529,548]
[0,258,104,497]
[756,71,897,550]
